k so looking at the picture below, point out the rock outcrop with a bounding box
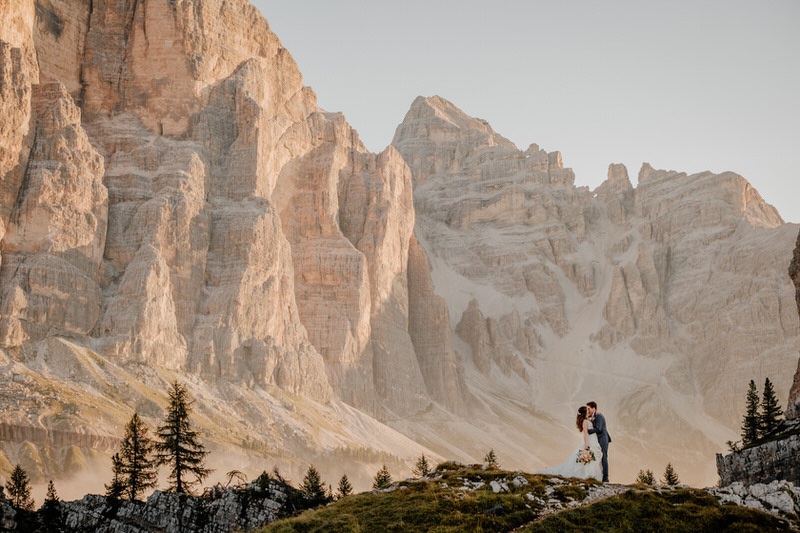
[716,420,800,486]
[0,477,298,532]
[61,485,291,533]
[787,229,800,420]
[711,479,800,518]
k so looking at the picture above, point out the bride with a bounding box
[538,406,603,481]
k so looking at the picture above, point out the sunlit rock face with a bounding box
[0,82,107,347]
[392,95,799,485]
[0,0,449,489]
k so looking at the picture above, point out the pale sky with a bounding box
[254,1,799,223]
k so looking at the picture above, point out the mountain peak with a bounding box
[394,95,516,150]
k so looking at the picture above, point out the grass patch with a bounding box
[259,466,793,533]
[522,488,794,532]
[262,466,557,532]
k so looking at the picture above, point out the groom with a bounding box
[586,401,611,482]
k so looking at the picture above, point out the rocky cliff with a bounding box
[391,95,799,485]
[0,0,798,492]
[786,229,800,419]
[0,0,446,492]
[716,421,800,487]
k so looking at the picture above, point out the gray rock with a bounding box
[716,423,800,486]
[58,479,297,533]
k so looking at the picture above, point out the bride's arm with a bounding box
[582,420,590,449]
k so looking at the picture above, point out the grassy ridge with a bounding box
[263,463,569,532]
[261,463,795,533]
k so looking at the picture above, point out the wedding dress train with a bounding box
[537,422,604,481]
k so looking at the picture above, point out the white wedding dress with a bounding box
[537,421,604,481]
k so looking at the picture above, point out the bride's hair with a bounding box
[576,405,588,432]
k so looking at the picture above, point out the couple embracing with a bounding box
[539,401,611,482]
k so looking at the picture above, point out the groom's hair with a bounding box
[587,401,597,409]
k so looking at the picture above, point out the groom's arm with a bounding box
[590,414,606,435]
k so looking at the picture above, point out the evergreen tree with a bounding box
[44,480,59,502]
[741,379,761,445]
[105,453,126,500]
[41,480,62,530]
[300,464,330,506]
[120,413,158,500]
[372,465,392,490]
[412,454,431,478]
[662,463,680,486]
[484,449,499,469]
[155,381,211,494]
[635,469,655,485]
[6,464,34,510]
[759,377,783,436]
[336,474,353,499]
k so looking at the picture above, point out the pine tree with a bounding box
[336,474,353,499]
[662,463,680,486]
[41,480,62,530]
[413,454,431,478]
[636,469,655,485]
[45,480,58,501]
[105,453,126,500]
[120,413,158,500]
[484,449,499,469]
[6,464,35,510]
[300,464,330,506]
[741,379,760,445]
[372,465,392,490]
[155,381,211,494]
[759,377,783,437]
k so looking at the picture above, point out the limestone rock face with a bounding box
[392,95,799,485]
[787,229,800,420]
[0,0,37,243]
[407,234,466,412]
[716,420,800,486]
[0,82,107,347]
[61,483,294,533]
[711,480,800,517]
[0,0,448,488]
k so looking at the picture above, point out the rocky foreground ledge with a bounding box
[0,473,306,532]
[2,466,800,531]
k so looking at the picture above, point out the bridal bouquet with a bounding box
[576,449,596,465]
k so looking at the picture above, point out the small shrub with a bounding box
[484,449,499,469]
[636,469,655,485]
[413,454,431,477]
[372,464,392,490]
[662,463,680,486]
[336,475,353,499]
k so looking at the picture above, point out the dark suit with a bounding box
[588,412,611,482]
